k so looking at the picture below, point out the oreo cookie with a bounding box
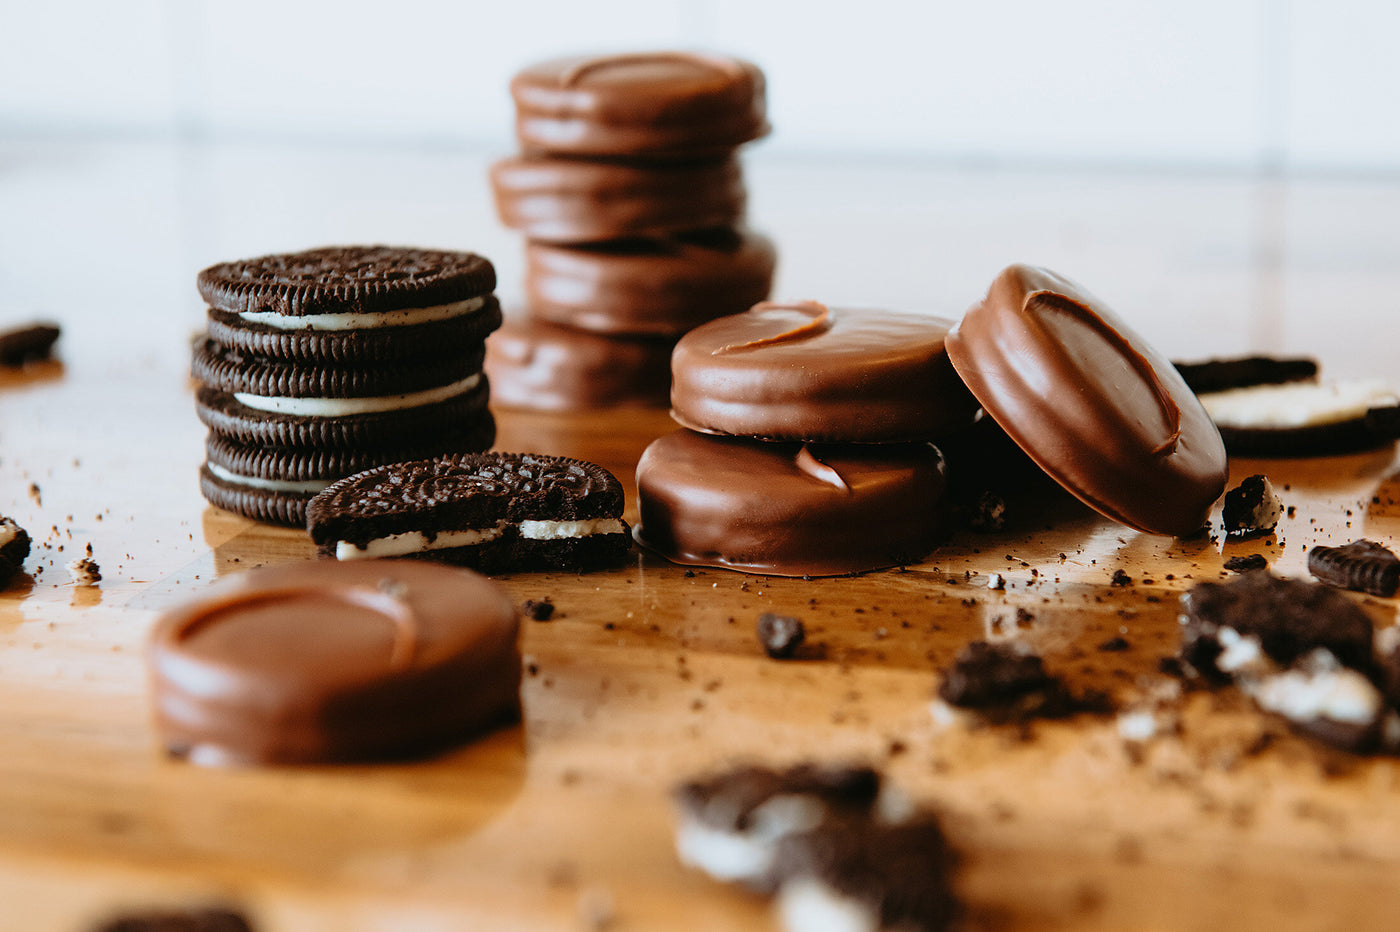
[306,452,631,572]
[200,419,496,527]
[193,246,500,523]
[1197,379,1400,456]
[197,246,499,362]
[1172,355,1317,395]
[0,515,31,588]
[1308,540,1400,598]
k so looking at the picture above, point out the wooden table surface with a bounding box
[2,138,1399,931]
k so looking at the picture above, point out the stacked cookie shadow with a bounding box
[192,246,503,526]
[634,300,982,576]
[486,51,776,410]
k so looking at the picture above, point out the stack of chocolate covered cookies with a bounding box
[192,246,502,526]
[635,300,981,576]
[487,51,776,410]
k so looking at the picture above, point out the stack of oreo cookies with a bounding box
[486,51,776,411]
[193,246,503,526]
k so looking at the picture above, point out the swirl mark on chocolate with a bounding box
[794,446,851,492]
[711,300,833,355]
[559,52,746,88]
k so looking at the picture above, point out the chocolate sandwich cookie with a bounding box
[147,560,521,765]
[490,155,745,244]
[511,51,768,159]
[193,340,491,449]
[307,452,631,572]
[1308,539,1400,598]
[670,302,979,443]
[0,515,31,588]
[484,315,673,411]
[525,228,776,336]
[1172,355,1318,395]
[635,430,948,577]
[1196,379,1400,456]
[199,418,496,527]
[946,264,1228,538]
[197,246,500,363]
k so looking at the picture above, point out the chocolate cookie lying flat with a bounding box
[148,560,521,765]
[307,452,631,572]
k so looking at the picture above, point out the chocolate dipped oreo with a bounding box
[1308,540,1400,598]
[147,560,521,765]
[525,228,776,337]
[946,264,1228,537]
[490,154,745,244]
[484,315,673,411]
[634,430,948,577]
[670,301,979,443]
[510,52,768,159]
[307,452,631,572]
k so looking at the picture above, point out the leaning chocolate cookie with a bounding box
[306,452,631,572]
[511,51,768,158]
[0,515,32,588]
[197,246,500,362]
[635,430,948,577]
[670,301,979,443]
[147,560,521,765]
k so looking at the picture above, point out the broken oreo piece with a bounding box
[307,452,631,573]
[1172,355,1317,395]
[1221,474,1283,536]
[0,321,60,366]
[1308,540,1400,598]
[1178,572,1375,681]
[1249,648,1385,753]
[0,515,32,588]
[1223,553,1269,574]
[672,762,883,891]
[937,640,1054,709]
[772,816,958,932]
[757,612,806,659]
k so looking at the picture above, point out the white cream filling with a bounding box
[1251,664,1381,726]
[206,462,333,494]
[238,296,486,331]
[1215,626,1271,676]
[235,373,479,416]
[675,794,827,885]
[1201,379,1398,429]
[333,517,625,561]
[777,877,880,932]
[519,518,625,540]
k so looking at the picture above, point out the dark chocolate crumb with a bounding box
[757,612,805,659]
[1223,554,1268,574]
[684,569,696,578]
[521,598,555,621]
[1098,636,1131,652]
[1110,569,1132,587]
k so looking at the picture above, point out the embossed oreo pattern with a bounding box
[197,246,496,317]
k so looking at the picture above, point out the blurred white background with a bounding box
[3,0,1397,172]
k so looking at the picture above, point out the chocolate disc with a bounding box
[147,560,521,765]
[670,301,979,443]
[510,52,768,158]
[484,315,673,411]
[490,155,745,245]
[525,229,776,337]
[634,430,948,577]
[946,265,1227,537]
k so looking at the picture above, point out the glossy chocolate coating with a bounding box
[485,315,673,411]
[946,264,1227,537]
[490,155,744,245]
[511,52,768,158]
[526,228,776,337]
[634,430,947,577]
[670,301,979,443]
[148,561,520,765]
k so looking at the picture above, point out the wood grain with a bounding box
[2,140,1399,931]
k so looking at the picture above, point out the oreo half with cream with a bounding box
[306,452,631,572]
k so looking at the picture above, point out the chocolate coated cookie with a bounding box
[511,52,768,158]
[670,301,979,443]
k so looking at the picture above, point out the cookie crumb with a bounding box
[757,612,805,659]
[522,598,555,621]
[67,547,101,586]
[1223,554,1269,573]
[1110,569,1132,587]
